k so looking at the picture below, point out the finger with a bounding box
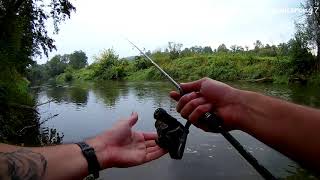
[180,97,207,121]
[180,78,207,94]
[188,103,212,124]
[143,132,158,141]
[145,140,157,147]
[145,149,167,162]
[176,92,200,113]
[146,146,162,153]
[128,112,138,127]
[169,91,181,101]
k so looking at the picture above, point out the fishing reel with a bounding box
[154,108,224,159]
[154,108,188,159]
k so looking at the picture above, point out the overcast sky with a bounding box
[37,0,303,64]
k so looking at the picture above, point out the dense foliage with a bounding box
[0,0,75,145]
[0,0,75,105]
[51,38,318,85]
[0,0,75,72]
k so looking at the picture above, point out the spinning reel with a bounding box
[153,108,188,159]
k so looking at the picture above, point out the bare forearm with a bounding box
[237,90,320,169]
[33,144,89,180]
[0,143,90,180]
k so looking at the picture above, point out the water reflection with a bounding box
[289,84,320,108]
[69,86,88,105]
[36,81,320,180]
[129,81,176,109]
[92,81,127,108]
[45,84,89,106]
[231,81,320,108]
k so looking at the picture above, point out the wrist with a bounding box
[86,136,112,169]
[231,89,255,131]
[224,88,250,130]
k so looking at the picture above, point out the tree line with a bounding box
[30,34,316,84]
[163,36,315,75]
[27,50,88,83]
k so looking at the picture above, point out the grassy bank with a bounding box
[56,51,318,85]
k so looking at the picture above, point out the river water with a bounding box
[36,81,320,180]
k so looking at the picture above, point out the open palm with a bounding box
[92,112,167,168]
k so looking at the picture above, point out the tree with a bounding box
[203,46,213,54]
[92,49,128,80]
[254,40,263,52]
[69,50,88,69]
[278,43,290,56]
[288,33,314,74]
[0,0,75,72]
[299,0,320,67]
[94,49,119,70]
[168,42,183,59]
[230,45,244,53]
[181,48,194,57]
[26,64,49,83]
[189,46,203,53]
[230,45,236,52]
[146,50,152,56]
[134,56,151,70]
[46,55,68,77]
[217,44,229,53]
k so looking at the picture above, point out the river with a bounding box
[35,81,320,180]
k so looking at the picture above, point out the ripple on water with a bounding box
[185,147,198,154]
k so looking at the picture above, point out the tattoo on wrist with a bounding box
[0,149,47,180]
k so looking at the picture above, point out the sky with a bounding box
[37,0,304,64]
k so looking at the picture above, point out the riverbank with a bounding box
[56,52,320,85]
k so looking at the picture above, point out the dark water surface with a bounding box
[36,81,320,180]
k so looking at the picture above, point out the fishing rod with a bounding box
[127,39,277,180]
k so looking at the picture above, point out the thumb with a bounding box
[128,112,138,127]
[180,78,206,94]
